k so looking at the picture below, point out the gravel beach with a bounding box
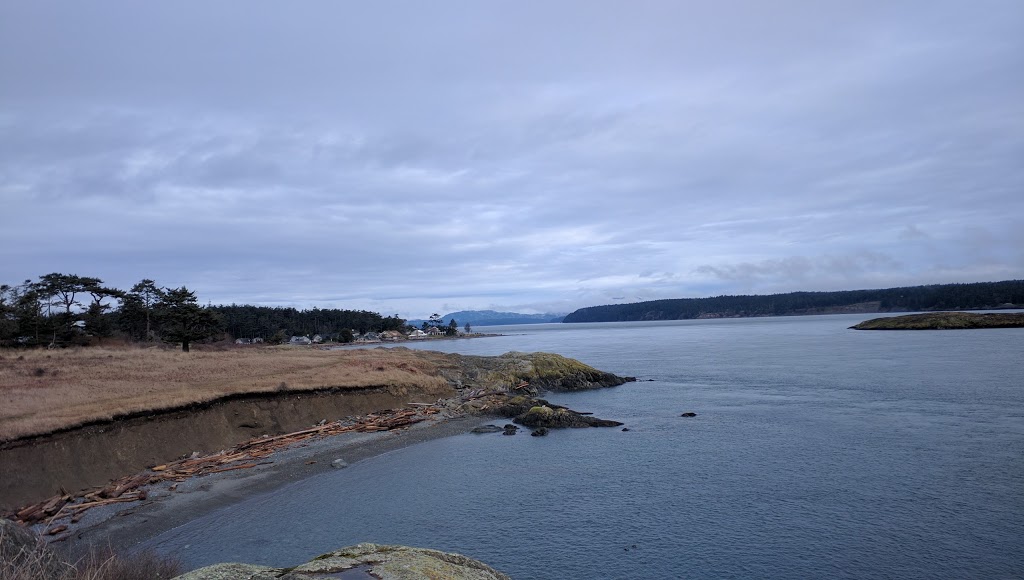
[52,414,483,562]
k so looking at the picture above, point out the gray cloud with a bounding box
[2,1,1022,317]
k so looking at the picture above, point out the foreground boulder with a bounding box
[175,543,510,580]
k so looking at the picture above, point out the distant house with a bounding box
[380,330,403,341]
[235,337,265,345]
[425,326,443,336]
[289,336,312,345]
[72,320,87,329]
[312,334,323,344]
[408,329,427,339]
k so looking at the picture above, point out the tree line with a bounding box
[209,304,406,343]
[0,273,408,351]
[562,280,1024,323]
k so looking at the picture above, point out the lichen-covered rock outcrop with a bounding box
[514,404,623,428]
[174,543,511,580]
[481,394,623,429]
[436,351,634,394]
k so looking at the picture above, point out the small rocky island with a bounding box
[851,311,1024,330]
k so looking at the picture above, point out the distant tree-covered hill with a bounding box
[408,310,565,328]
[562,280,1024,323]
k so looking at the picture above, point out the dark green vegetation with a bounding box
[0,274,405,350]
[210,304,405,342]
[417,313,460,336]
[563,280,1024,323]
[0,275,220,351]
[851,311,1024,330]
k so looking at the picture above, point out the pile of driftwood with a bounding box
[7,406,435,535]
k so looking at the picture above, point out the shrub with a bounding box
[0,524,182,580]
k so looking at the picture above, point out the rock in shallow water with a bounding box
[471,424,504,434]
[515,404,623,428]
[174,543,510,580]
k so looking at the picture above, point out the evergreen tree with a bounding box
[156,286,222,352]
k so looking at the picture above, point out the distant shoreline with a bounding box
[322,332,502,349]
[562,280,1024,323]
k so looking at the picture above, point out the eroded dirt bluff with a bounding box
[0,383,451,511]
[0,350,633,511]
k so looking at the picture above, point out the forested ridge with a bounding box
[562,280,1024,323]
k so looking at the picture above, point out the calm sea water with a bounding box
[145,315,1024,579]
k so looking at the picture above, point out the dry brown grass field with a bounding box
[0,346,450,442]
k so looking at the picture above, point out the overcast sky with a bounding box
[2,1,1022,318]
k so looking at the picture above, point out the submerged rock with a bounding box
[502,424,519,435]
[175,542,511,580]
[531,427,549,436]
[680,412,697,418]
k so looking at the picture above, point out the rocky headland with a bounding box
[2,349,634,549]
[850,311,1024,330]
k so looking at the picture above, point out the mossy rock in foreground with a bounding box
[175,543,510,580]
[851,311,1024,330]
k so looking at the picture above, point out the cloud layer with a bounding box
[3,1,1022,317]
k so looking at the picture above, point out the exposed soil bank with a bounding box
[0,382,453,511]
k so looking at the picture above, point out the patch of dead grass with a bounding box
[0,346,450,441]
